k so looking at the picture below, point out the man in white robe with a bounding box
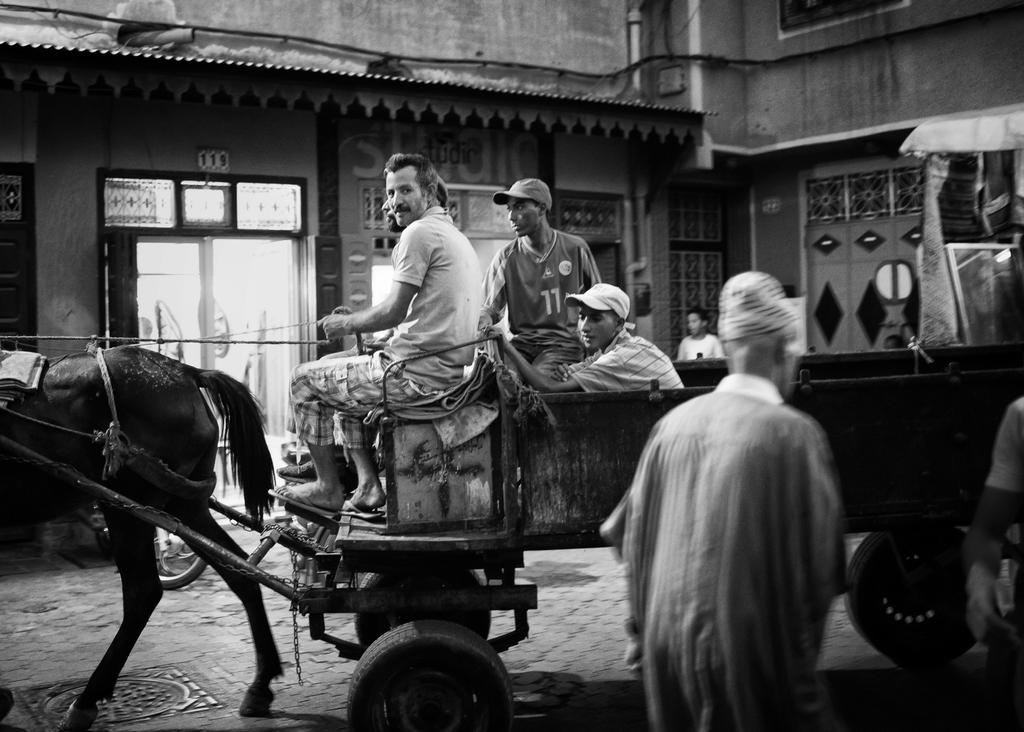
[602,271,846,731]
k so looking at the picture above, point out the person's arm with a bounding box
[500,338,582,393]
[478,250,508,331]
[577,238,602,288]
[319,282,418,340]
[963,486,1023,646]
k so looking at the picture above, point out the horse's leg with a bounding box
[59,509,162,732]
[177,502,283,717]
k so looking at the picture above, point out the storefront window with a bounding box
[103,175,303,233]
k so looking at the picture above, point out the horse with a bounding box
[0,345,279,731]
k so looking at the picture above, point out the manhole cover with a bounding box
[23,665,220,727]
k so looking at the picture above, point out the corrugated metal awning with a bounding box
[0,41,707,144]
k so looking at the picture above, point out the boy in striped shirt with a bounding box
[493,283,682,392]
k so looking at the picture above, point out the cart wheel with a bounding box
[155,532,208,590]
[354,571,491,647]
[348,619,512,732]
[846,528,974,667]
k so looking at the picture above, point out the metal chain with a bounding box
[290,550,304,685]
[223,509,324,555]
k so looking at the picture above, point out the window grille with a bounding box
[104,177,175,228]
[103,176,303,232]
[236,182,301,232]
[893,167,924,215]
[362,185,389,231]
[0,174,23,223]
[669,250,723,346]
[807,166,922,223]
[558,197,621,239]
[668,191,721,242]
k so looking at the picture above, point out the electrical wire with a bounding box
[1,1,1020,83]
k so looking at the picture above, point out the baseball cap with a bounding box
[565,283,630,320]
[492,178,552,208]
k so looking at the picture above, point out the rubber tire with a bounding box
[348,619,512,732]
[354,571,491,647]
[155,538,208,590]
[845,528,974,668]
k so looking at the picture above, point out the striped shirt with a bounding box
[566,330,683,392]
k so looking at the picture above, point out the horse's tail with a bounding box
[195,369,274,520]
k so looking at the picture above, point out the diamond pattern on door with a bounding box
[901,225,922,248]
[855,230,886,252]
[814,283,844,344]
[856,282,887,345]
[812,233,842,256]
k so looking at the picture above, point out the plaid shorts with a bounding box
[289,351,425,449]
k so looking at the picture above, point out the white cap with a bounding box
[565,283,630,320]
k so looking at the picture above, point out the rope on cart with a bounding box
[484,339,556,427]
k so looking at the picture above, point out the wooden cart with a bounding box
[266,340,1024,728]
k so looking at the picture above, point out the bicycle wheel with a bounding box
[155,533,208,590]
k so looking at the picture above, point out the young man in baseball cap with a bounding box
[490,282,682,392]
[479,178,602,377]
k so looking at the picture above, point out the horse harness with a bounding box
[0,346,216,500]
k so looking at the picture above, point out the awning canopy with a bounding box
[900,109,1024,155]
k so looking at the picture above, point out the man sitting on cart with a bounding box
[281,153,482,513]
[491,283,682,392]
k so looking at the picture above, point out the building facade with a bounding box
[0,1,703,446]
[3,0,1019,416]
[643,0,1024,352]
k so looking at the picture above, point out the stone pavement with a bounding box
[0,524,991,731]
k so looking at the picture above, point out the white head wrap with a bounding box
[718,271,798,342]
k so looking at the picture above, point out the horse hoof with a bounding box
[58,701,98,731]
[239,686,274,718]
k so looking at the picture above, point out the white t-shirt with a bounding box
[677,333,724,361]
[386,207,482,390]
